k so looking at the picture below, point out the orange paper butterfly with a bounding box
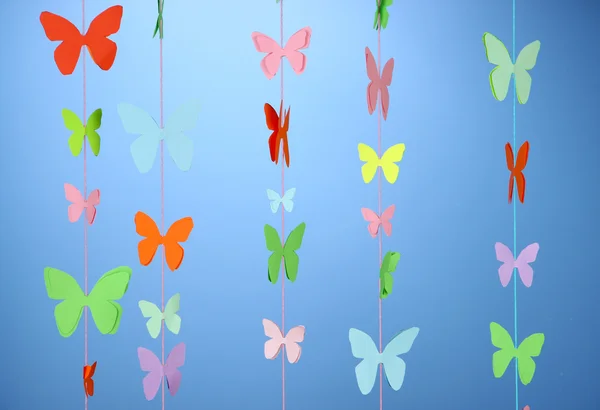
[264,101,291,167]
[39,5,123,75]
[134,211,194,271]
[505,141,530,203]
[83,361,97,397]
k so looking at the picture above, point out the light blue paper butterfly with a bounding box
[266,188,296,213]
[117,100,201,173]
[349,327,419,395]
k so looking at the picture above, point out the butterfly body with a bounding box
[251,27,312,79]
[358,143,405,184]
[495,242,540,287]
[83,361,97,397]
[506,141,529,203]
[65,183,100,224]
[263,319,305,363]
[264,101,291,166]
[365,47,394,119]
[264,222,306,283]
[138,343,186,400]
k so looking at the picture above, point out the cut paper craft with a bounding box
[62,108,102,157]
[482,32,541,104]
[39,6,123,75]
[44,266,132,337]
[358,143,405,184]
[374,0,393,29]
[64,183,100,224]
[523,407,530,410]
[506,141,529,203]
[138,293,182,339]
[134,211,194,271]
[267,188,296,213]
[379,251,400,298]
[365,47,394,120]
[251,27,312,80]
[138,342,186,401]
[490,322,545,385]
[153,0,164,39]
[262,318,305,364]
[264,222,306,283]
[361,205,395,237]
[349,327,419,395]
[117,100,201,173]
[264,101,291,166]
[495,242,540,288]
[83,361,97,397]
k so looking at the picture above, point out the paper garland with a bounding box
[483,2,545,409]
[117,4,200,405]
[349,1,420,404]
[39,3,131,407]
[251,1,311,409]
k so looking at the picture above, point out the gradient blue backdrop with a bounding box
[2,0,599,409]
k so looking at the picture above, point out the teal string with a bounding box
[512,1,518,410]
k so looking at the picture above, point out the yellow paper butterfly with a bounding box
[358,143,405,184]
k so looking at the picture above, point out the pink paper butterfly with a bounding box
[361,205,395,238]
[494,242,540,287]
[262,318,305,364]
[137,343,186,401]
[523,406,530,410]
[365,46,394,120]
[251,27,312,80]
[64,183,100,224]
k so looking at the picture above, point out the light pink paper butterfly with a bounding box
[523,406,531,410]
[64,183,100,224]
[251,27,312,80]
[137,343,186,401]
[361,205,395,238]
[494,242,540,287]
[262,318,305,364]
[365,46,394,120]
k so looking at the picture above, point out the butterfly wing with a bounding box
[515,243,540,288]
[117,103,161,173]
[283,27,311,75]
[494,242,515,287]
[134,212,162,266]
[262,318,284,359]
[88,267,132,334]
[64,183,84,222]
[264,224,283,283]
[44,267,85,337]
[83,362,97,397]
[379,58,394,120]
[516,332,545,385]
[281,107,291,167]
[266,189,282,213]
[361,208,380,238]
[490,322,516,378]
[483,32,514,101]
[251,32,283,79]
[358,143,379,183]
[380,204,395,236]
[138,300,163,339]
[349,328,380,395]
[164,293,182,335]
[264,103,280,163]
[281,188,296,212]
[284,325,306,363]
[163,217,194,271]
[39,12,82,75]
[505,143,516,202]
[85,189,100,224]
[85,109,102,156]
[137,347,163,400]
[62,109,85,156]
[164,100,201,171]
[282,222,306,282]
[364,47,379,115]
[380,143,406,183]
[85,6,123,71]
[515,141,530,203]
[514,40,541,104]
[164,343,186,396]
[381,327,419,391]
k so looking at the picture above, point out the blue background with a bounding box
[2,0,599,409]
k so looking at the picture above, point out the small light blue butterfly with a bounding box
[266,188,296,213]
[349,327,419,395]
[117,100,201,173]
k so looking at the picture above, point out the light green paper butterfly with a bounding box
[44,266,131,337]
[482,32,541,104]
[138,293,181,338]
[380,251,400,299]
[490,321,545,385]
[374,0,393,30]
[153,0,164,39]
[62,108,102,157]
[264,222,306,283]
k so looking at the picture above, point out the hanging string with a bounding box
[376,10,383,410]
[279,3,286,410]
[159,34,166,410]
[81,1,89,410]
[511,1,519,409]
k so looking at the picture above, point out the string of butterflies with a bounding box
[483,30,545,410]
[349,0,420,399]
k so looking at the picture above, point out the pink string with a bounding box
[377,17,383,410]
[159,38,166,410]
[81,2,89,410]
[279,2,286,410]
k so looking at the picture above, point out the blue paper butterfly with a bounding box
[266,188,296,213]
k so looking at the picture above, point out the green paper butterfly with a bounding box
[379,251,400,299]
[490,321,545,385]
[138,293,181,339]
[264,222,306,283]
[153,0,164,39]
[44,266,131,337]
[374,0,393,30]
[62,108,102,157]
[482,32,541,104]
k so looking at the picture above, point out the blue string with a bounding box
[512,1,518,410]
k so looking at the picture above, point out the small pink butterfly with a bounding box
[523,406,531,410]
[365,46,394,120]
[262,318,305,364]
[251,27,312,80]
[494,242,540,287]
[64,183,100,224]
[137,343,186,401]
[361,205,395,238]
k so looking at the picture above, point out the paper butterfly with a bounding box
[251,27,312,79]
[262,319,305,364]
[44,266,131,337]
[64,183,100,224]
[365,46,394,120]
[62,108,102,157]
[153,0,164,39]
[267,188,295,213]
[117,100,201,173]
[523,406,531,410]
[349,327,419,395]
[483,32,541,104]
[138,293,181,339]
[358,143,405,184]
[138,343,186,401]
[495,242,540,288]
[490,322,544,385]
[40,6,123,75]
[374,0,393,29]
[264,222,306,283]
[361,205,395,237]
[83,361,97,397]
[506,141,529,203]
[134,211,194,271]
[379,251,400,298]
[264,101,291,166]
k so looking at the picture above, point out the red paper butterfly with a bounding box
[505,141,530,203]
[264,101,291,167]
[83,361,97,397]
